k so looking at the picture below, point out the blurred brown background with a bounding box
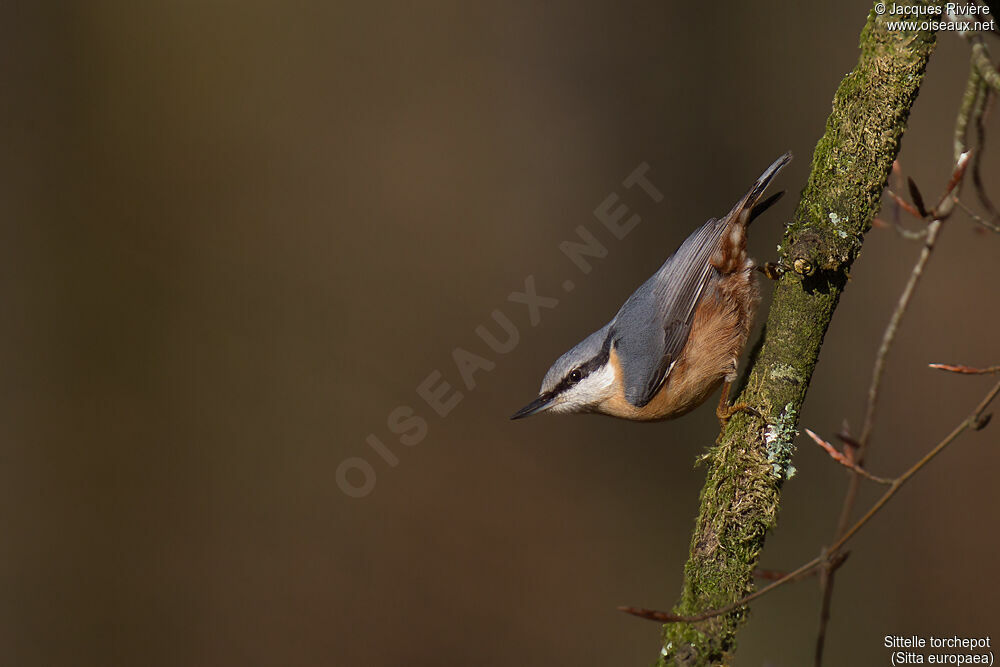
[2,2,998,665]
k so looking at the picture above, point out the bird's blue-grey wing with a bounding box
[610,217,728,407]
[610,152,791,407]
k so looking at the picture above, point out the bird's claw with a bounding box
[757,262,787,280]
[716,401,767,427]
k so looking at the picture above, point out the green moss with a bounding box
[768,363,803,385]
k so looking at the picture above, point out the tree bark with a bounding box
[659,6,940,665]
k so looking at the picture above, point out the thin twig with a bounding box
[886,189,923,219]
[619,378,1000,626]
[619,556,823,624]
[929,362,1000,375]
[955,59,985,162]
[969,49,999,222]
[879,164,932,240]
[805,429,892,484]
[830,378,1000,552]
[879,149,970,236]
[815,567,835,666]
[933,152,972,215]
[812,382,1000,663]
[814,550,850,667]
[754,567,819,583]
[879,216,929,240]
[954,196,1000,233]
[972,40,1000,92]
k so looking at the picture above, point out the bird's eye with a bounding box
[569,369,583,383]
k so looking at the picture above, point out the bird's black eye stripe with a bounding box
[553,337,611,394]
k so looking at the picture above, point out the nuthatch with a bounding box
[512,153,791,422]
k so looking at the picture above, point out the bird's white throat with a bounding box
[548,362,618,414]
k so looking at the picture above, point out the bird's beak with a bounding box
[510,394,553,420]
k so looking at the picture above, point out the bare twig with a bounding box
[619,556,823,625]
[934,152,972,214]
[886,189,924,220]
[814,550,850,667]
[972,40,1000,92]
[954,41,1000,232]
[754,568,789,581]
[754,567,819,582]
[831,378,1000,552]
[876,216,930,240]
[620,378,1000,627]
[882,162,931,239]
[954,196,1000,233]
[929,362,1000,374]
[879,150,971,237]
[805,429,892,484]
[955,59,985,162]
[969,50,999,223]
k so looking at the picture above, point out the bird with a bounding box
[511,152,791,422]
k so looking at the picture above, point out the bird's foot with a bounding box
[716,381,768,428]
[756,262,787,281]
[716,401,766,427]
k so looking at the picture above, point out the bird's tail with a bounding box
[727,152,792,227]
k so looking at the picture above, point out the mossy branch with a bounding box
[658,7,940,665]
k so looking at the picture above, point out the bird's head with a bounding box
[511,324,616,419]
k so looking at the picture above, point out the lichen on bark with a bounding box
[658,5,941,665]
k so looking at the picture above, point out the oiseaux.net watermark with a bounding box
[336,163,664,498]
[875,2,996,33]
